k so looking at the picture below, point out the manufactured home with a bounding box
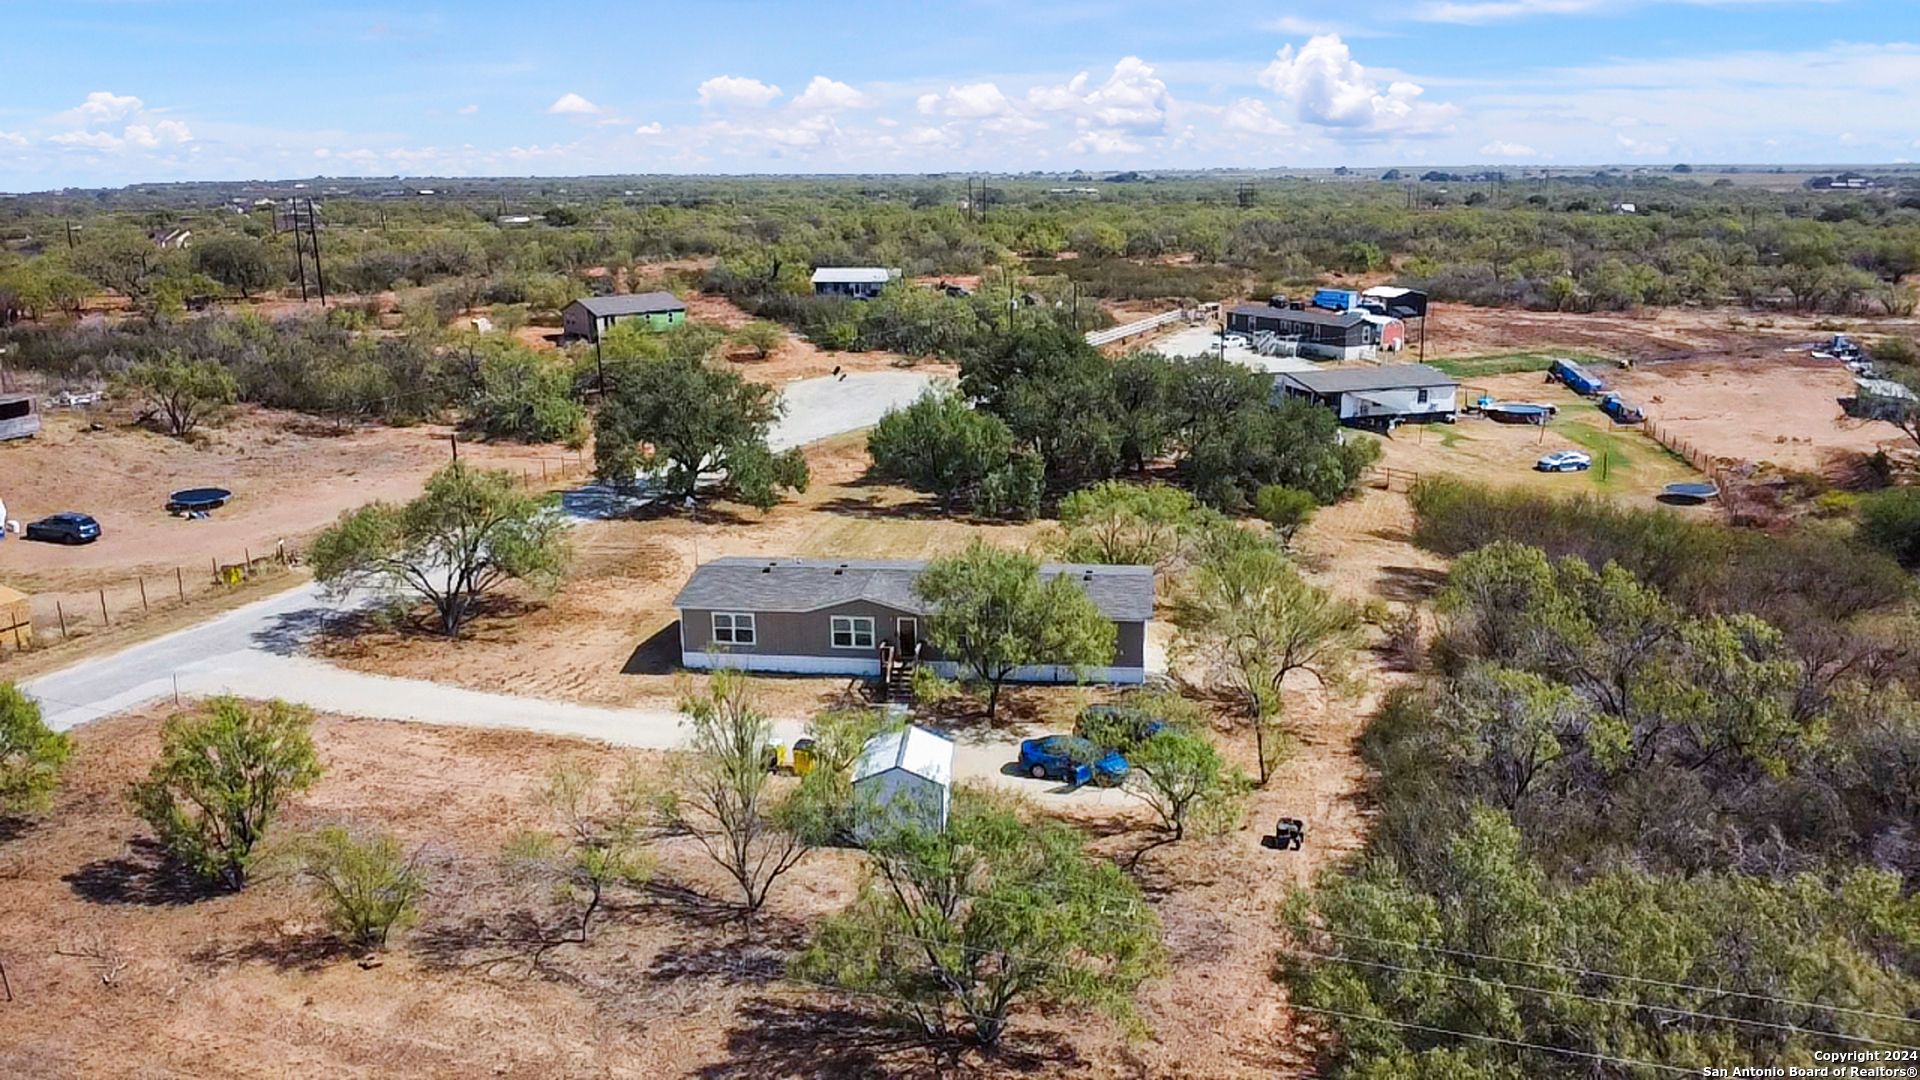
[561,292,688,343]
[1275,364,1460,426]
[1227,301,1389,361]
[811,268,901,300]
[672,557,1152,684]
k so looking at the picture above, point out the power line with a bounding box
[1285,1001,1696,1076]
[1315,928,1920,1028]
[1283,946,1916,1050]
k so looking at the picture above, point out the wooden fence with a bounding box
[0,452,592,660]
[1368,466,1421,493]
[1640,418,1737,521]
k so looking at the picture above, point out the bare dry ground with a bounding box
[312,434,1042,718]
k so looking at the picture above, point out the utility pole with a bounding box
[65,220,75,249]
[306,198,326,306]
[289,205,309,303]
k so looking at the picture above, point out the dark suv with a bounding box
[25,513,102,545]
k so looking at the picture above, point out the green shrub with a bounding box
[299,826,427,947]
[1861,488,1920,568]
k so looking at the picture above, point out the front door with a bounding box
[896,618,918,658]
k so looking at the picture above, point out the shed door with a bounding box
[897,618,919,657]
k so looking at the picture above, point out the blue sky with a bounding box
[0,0,1915,188]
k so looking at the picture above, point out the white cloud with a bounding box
[1223,98,1293,136]
[1258,35,1457,135]
[0,131,26,147]
[49,130,123,149]
[902,126,958,147]
[698,75,783,108]
[458,104,480,114]
[1027,73,1090,112]
[981,114,1049,134]
[1069,129,1143,154]
[760,114,837,147]
[1615,132,1670,155]
[874,116,900,127]
[1083,57,1170,133]
[634,122,664,135]
[1480,140,1538,156]
[547,93,599,115]
[791,76,876,111]
[314,148,330,158]
[122,120,192,148]
[917,82,1017,118]
[68,91,143,124]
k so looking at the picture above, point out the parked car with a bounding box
[1018,735,1130,787]
[1074,704,1168,751]
[24,512,101,544]
[1535,451,1592,473]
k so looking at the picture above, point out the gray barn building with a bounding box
[672,557,1152,684]
[1275,364,1460,426]
[561,292,688,342]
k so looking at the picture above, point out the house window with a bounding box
[830,616,875,650]
[1417,388,1430,404]
[712,613,755,646]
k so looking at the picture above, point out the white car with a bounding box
[1220,334,1250,349]
[1536,450,1593,473]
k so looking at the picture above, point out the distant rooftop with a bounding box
[569,291,686,317]
[811,267,900,285]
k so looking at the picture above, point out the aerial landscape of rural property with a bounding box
[5,2,1920,1077]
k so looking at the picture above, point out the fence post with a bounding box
[176,567,185,601]
[99,589,108,627]
[56,602,67,640]
[139,576,148,612]
[211,556,220,583]
[245,548,252,578]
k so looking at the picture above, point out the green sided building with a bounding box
[562,291,688,342]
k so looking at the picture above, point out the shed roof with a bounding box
[1230,303,1369,329]
[1361,286,1418,300]
[853,725,955,787]
[1279,364,1460,396]
[673,557,1155,623]
[569,291,686,317]
[1859,378,1919,402]
[811,267,899,284]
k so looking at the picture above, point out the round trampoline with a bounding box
[1483,401,1555,425]
[1658,482,1719,506]
[168,487,233,513]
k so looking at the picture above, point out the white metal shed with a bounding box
[852,725,954,839]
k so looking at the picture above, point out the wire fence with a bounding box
[1641,418,1737,521]
[0,450,594,661]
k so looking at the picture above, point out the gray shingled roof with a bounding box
[673,557,1155,623]
[1279,363,1459,395]
[1230,304,1369,329]
[571,291,686,317]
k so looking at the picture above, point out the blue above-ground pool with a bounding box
[167,487,232,513]
[1483,401,1555,424]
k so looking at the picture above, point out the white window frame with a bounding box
[830,615,875,650]
[711,612,756,646]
